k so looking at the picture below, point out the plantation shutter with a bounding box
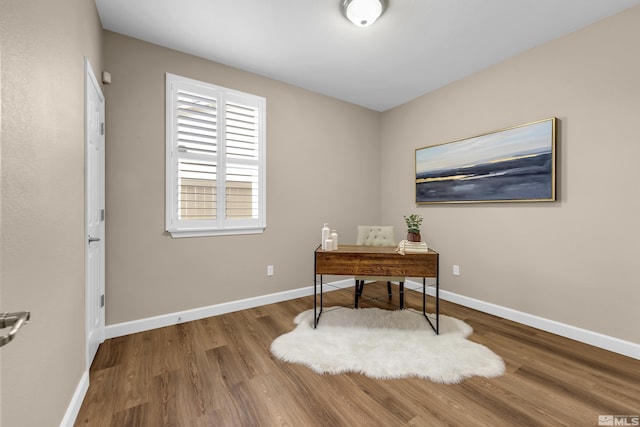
[166,74,266,237]
[176,87,218,221]
[224,96,261,220]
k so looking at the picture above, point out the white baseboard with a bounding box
[407,280,640,360]
[59,370,89,427]
[105,278,638,360]
[105,279,354,339]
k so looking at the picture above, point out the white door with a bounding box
[85,58,105,369]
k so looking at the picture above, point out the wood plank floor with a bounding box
[75,284,640,426]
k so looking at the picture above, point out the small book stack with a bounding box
[396,240,429,255]
[403,241,429,253]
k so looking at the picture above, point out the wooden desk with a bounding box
[314,245,440,333]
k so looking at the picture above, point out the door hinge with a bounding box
[100,294,105,308]
[101,209,105,222]
[100,122,105,135]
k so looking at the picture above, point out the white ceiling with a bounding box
[95,0,640,111]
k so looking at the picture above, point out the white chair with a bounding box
[354,226,405,309]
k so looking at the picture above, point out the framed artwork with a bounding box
[415,118,557,204]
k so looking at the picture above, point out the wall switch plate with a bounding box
[267,265,274,276]
[453,265,460,276]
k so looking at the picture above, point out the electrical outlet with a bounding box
[453,265,460,276]
[267,265,274,276]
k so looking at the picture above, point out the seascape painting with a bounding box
[415,118,556,204]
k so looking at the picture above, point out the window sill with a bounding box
[168,226,266,239]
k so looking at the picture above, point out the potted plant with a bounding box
[403,214,423,242]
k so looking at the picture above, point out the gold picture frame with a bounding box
[415,118,557,204]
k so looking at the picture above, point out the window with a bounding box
[166,74,266,237]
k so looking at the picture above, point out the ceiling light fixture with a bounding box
[341,0,388,28]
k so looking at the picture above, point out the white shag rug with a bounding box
[270,307,505,383]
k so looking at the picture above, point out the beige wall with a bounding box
[380,6,640,343]
[103,32,381,324]
[104,7,640,343]
[0,3,637,423]
[0,38,3,426]
[0,0,103,425]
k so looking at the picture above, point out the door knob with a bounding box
[88,236,101,243]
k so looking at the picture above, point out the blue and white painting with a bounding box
[415,118,556,203]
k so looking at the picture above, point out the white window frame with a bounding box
[166,73,266,238]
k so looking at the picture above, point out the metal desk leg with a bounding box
[436,271,440,335]
[423,276,439,335]
[320,275,323,316]
[422,278,426,317]
[314,274,323,328]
